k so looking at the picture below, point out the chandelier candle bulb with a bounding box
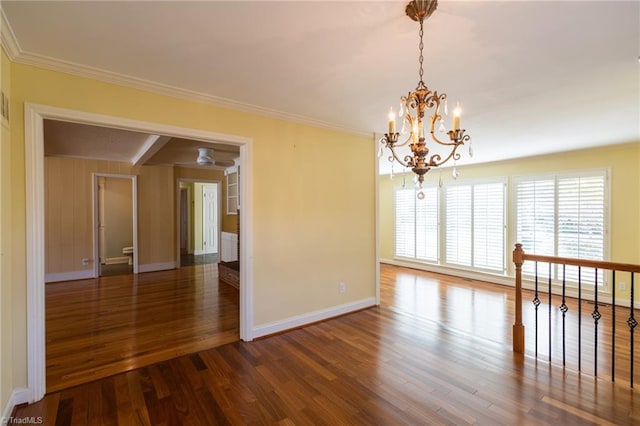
[388,108,396,134]
[453,102,461,131]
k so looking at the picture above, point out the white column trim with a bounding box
[24,104,45,403]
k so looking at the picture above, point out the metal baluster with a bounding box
[629,273,637,387]
[533,261,540,358]
[612,270,616,382]
[578,266,582,372]
[592,268,601,376]
[560,265,568,367]
[548,262,552,362]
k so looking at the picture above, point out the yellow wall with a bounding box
[3,59,376,404]
[0,46,12,416]
[380,142,640,296]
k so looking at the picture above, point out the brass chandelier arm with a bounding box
[387,145,412,167]
[380,135,414,168]
[428,143,463,167]
[429,129,466,146]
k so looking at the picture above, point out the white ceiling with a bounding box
[2,1,639,174]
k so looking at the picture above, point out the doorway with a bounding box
[177,179,221,267]
[95,174,138,276]
[25,103,253,402]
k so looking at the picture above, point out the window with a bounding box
[393,179,505,273]
[514,171,607,285]
[444,181,505,272]
[395,186,438,262]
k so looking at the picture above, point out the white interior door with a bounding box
[203,184,218,254]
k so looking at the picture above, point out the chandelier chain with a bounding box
[418,18,425,88]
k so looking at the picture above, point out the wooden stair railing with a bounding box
[513,243,640,385]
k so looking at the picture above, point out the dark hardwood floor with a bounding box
[45,263,239,392]
[13,264,640,425]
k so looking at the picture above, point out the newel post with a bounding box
[513,243,525,354]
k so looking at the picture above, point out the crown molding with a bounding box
[1,7,20,59]
[1,8,370,138]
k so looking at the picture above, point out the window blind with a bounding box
[515,172,606,285]
[473,182,505,271]
[395,186,438,261]
[395,188,416,258]
[445,185,472,266]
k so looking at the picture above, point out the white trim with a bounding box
[132,135,168,166]
[92,173,138,277]
[138,261,176,273]
[239,141,254,341]
[104,257,129,265]
[252,297,376,339]
[4,41,368,138]
[1,387,30,421]
[24,104,46,403]
[45,270,94,283]
[382,258,514,287]
[193,249,206,256]
[24,103,254,402]
[374,133,380,306]
[0,8,20,60]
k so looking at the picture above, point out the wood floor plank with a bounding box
[13,264,640,424]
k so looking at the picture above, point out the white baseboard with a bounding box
[138,261,176,273]
[45,269,94,283]
[193,250,216,256]
[381,258,513,287]
[2,387,30,422]
[104,256,129,265]
[252,297,376,339]
[381,258,633,308]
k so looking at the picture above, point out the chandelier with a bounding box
[380,0,472,198]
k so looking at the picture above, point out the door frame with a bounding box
[176,179,222,264]
[179,186,191,255]
[24,103,254,403]
[93,173,139,276]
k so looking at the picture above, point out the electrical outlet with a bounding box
[619,282,626,290]
[339,282,346,294]
[82,257,90,266]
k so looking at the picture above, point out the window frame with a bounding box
[510,168,611,290]
[441,178,508,274]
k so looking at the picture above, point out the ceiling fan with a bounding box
[173,146,234,168]
[196,147,215,165]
